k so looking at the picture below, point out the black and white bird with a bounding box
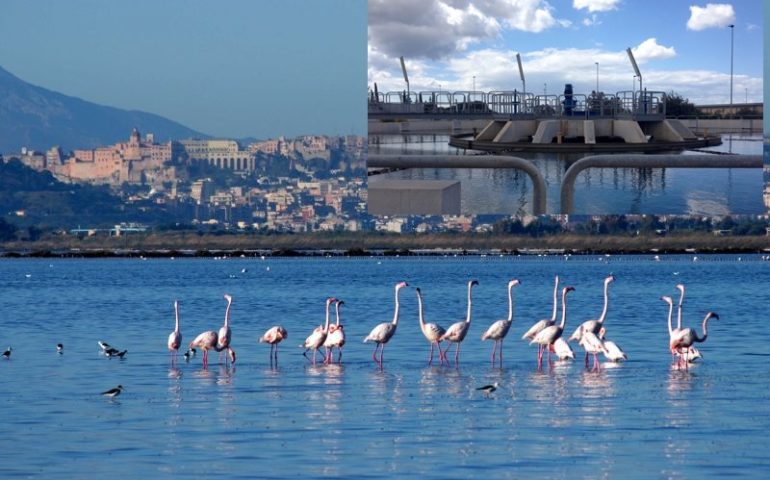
[2,347,11,359]
[476,382,499,395]
[183,348,196,361]
[101,385,123,398]
[106,349,128,359]
[57,343,64,354]
[98,341,111,352]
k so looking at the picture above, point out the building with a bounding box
[180,139,255,172]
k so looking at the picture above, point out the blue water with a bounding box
[1,256,769,478]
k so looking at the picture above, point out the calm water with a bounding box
[369,134,763,215]
[1,256,769,478]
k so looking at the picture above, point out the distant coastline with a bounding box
[2,231,769,257]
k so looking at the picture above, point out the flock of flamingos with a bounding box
[167,275,717,373]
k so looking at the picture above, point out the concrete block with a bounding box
[368,180,461,215]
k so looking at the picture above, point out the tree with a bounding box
[665,91,698,117]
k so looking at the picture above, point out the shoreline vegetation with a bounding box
[2,231,770,257]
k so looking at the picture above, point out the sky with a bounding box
[368,0,763,106]
[0,0,367,139]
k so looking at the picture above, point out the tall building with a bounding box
[179,139,255,172]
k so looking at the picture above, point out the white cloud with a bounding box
[573,0,621,13]
[686,3,735,31]
[582,14,601,26]
[631,38,676,62]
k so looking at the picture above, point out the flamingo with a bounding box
[364,281,408,367]
[324,299,346,364]
[218,294,233,363]
[531,286,575,368]
[568,275,615,367]
[578,327,606,371]
[599,327,627,362]
[302,297,334,364]
[259,325,288,363]
[415,287,447,365]
[551,337,575,360]
[439,280,479,366]
[522,275,560,361]
[670,311,718,370]
[481,279,521,367]
[189,330,235,369]
[167,300,182,363]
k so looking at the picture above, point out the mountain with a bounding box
[0,65,209,153]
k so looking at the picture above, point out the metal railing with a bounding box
[560,154,762,214]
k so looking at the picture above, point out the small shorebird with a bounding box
[476,382,499,396]
[101,385,123,398]
[98,341,111,352]
[2,347,11,359]
[106,349,128,359]
[57,343,64,354]
[183,348,196,361]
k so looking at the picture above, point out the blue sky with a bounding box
[369,0,763,106]
[0,0,367,139]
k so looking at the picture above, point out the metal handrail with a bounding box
[560,154,762,214]
[368,154,547,215]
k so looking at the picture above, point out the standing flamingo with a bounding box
[578,327,606,371]
[189,330,235,369]
[670,311,718,370]
[439,280,479,366]
[568,275,615,366]
[599,327,627,362]
[324,299,346,364]
[415,287,447,366]
[218,294,233,364]
[522,276,560,361]
[302,297,334,364]
[167,300,182,363]
[259,325,288,364]
[531,286,575,368]
[364,281,408,368]
[551,337,575,360]
[481,279,521,367]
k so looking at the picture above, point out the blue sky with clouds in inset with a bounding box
[0,0,367,139]
[369,0,762,106]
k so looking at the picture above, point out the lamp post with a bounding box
[472,75,475,92]
[729,24,734,106]
[595,62,599,93]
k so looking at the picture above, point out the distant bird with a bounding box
[2,347,11,359]
[260,325,289,363]
[670,311,718,370]
[481,279,521,367]
[568,275,615,366]
[531,286,575,368]
[324,299,346,364]
[364,281,408,367]
[189,331,226,369]
[476,382,499,396]
[415,287,446,365]
[101,385,123,398]
[218,294,233,363]
[551,337,575,360]
[56,343,64,354]
[439,280,479,366]
[522,276,560,361]
[681,347,703,363]
[599,328,627,362]
[302,297,335,364]
[183,348,196,361]
[241,268,248,274]
[167,300,182,362]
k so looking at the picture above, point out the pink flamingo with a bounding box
[439,280,479,366]
[578,326,606,371]
[522,275,560,361]
[218,294,233,364]
[670,311,718,370]
[259,325,288,363]
[551,337,575,360]
[302,297,334,364]
[324,299,346,364]
[531,286,575,368]
[189,330,235,369]
[481,279,521,367]
[599,327,627,362]
[415,287,447,365]
[364,281,408,367]
[568,275,615,367]
[167,300,182,363]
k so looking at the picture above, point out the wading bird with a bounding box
[302,297,335,364]
[364,281,408,368]
[531,286,575,368]
[522,276,560,361]
[167,300,182,363]
[415,287,446,366]
[439,280,479,366]
[481,279,521,367]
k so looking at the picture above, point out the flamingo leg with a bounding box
[372,344,380,363]
[455,342,461,366]
[428,343,434,365]
[490,341,497,364]
[499,340,504,367]
[379,344,385,366]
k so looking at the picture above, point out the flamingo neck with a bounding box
[224,299,232,328]
[466,283,474,323]
[677,287,684,329]
[325,301,332,331]
[506,284,514,322]
[392,286,402,325]
[335,304,341,326]
[598,279,610,324]
[417,291,425,328]
[696,314,711,342]
[666,302,674,335]
[174,303,180,332]
[550,277,559,322]
[560,289,568,328]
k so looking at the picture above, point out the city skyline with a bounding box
[369,0,763,106]
[0,0,367,139]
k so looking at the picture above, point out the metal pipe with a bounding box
[368,154,547,215]
[560,154,762,214]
